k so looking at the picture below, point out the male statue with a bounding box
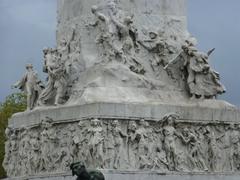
[12,64,43,110]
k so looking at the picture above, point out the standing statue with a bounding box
[221,124,236,171]
[152,124,168,171]
[70,162,105,180]
[29,132,41,174]
[161,113,180,171]
[12,64,43,110]
[181,44,226,99]
[135,119,151,169]
[88,119,105,168]
[111,120,127,169]
[205,126,222,172]
[163,40,226,99]
[39,49,68,106]
[90,5,118,61]
[127,121,138,168]
[50,51,67,105]
[68,126,79,164]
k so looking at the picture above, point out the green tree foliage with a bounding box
[0,93,26,178]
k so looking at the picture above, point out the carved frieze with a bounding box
[4,114,240,177]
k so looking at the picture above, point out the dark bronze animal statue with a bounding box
[70,162,105,180]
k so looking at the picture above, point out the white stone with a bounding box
[4,0,240,179]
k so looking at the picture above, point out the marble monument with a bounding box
[3,0,240,179]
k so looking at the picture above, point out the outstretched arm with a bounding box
[12,73,27,90]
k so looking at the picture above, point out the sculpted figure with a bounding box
[90,5,110,42]
[39,49,68,105]
[127,121,138,168]
[110,14,144,74]
[152,124,168,171]
[161,113,180,171]
[135,119,151,169]
[221,124,238,171]
[88,119,105,168]
[68,46,84,85]
[205,126,222,172]
[52,61,68,106]
[39,48,58,105]
[75,121,90,165]
[90,5,118,61]
[106,0,123,42]
[138,31,174,69]
[39,118,58,172]
[68,126,80,163]
[181,44,226,99]
[43,47,52,73]
[55,131,73,172]
[104,122,115,168]
[110,14,136,53]
[29,132,41,175]
[18,127,31,176]
[7,131,19,176]
[151,144,168,171]
[69,26,80,54]
[89,3,144,74]
[233,124,240,170]
[179,127,208,171]
[111,120,127,169]
[70,162,105,180]
[12,64,43,110]
[144,121,158,168]
[58,38,70,63]
[2,127,12,172]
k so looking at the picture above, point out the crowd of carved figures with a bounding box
[4,114,240,177]
[12,1,226,111]
[12,26,82,110]
[88,2,145,74]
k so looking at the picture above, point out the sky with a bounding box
[0,0,239,106]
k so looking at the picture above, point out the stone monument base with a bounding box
[5,102,240,178]
[5,171,240,180]
[9,101,239,128]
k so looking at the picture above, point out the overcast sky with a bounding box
[0,0,239,106]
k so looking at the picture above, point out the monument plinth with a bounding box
[3,0,240,180]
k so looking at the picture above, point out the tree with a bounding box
[0,93,26,178]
